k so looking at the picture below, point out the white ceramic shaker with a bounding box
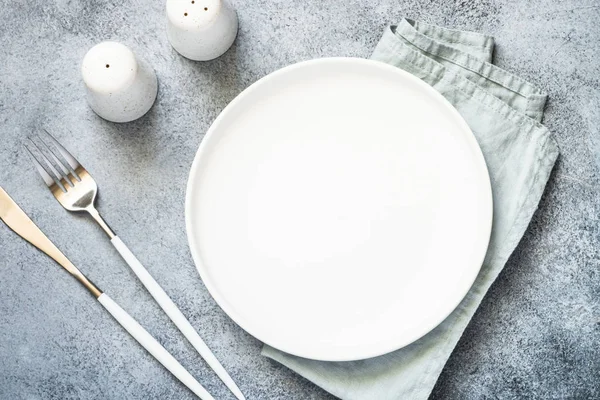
[81,42,158,123]
[166,0,238,61]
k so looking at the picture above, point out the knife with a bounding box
[0,186,214,400]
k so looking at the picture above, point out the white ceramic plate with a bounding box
[186,58,492,361]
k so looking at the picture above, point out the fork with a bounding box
[25,130,246,400]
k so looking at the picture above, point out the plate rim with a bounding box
[185,57,493,361]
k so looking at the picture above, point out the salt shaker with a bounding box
[166,0,238,61]
[81,42,158,123]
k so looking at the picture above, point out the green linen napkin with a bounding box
[261,19,559,400]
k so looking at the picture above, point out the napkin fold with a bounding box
[262,19,559,400]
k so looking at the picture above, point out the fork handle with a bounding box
[110,236,246,400]
[98,293,214,400]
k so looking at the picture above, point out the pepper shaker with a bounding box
[81,42,158,123]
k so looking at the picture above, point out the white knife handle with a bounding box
[98,293,214,400]
[110,236,245,400]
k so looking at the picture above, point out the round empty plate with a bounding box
[186,58,492,361]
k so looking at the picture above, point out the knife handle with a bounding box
[98,293,214,400]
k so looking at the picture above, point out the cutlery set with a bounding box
[0,131,244,400]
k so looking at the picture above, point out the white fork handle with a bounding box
[98,293,214,400]
[111,236,246,400]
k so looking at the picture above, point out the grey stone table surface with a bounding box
[0,0,598,399]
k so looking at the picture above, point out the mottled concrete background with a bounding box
[0,0,598,399]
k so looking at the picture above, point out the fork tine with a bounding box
[36,134,75,187]
[24,140,66,192]
[42,129,81,178]
[28,140,65,184]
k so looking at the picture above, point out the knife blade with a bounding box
[0,186,102,297]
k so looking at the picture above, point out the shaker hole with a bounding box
[191,0,195,3]
[204,7,208,10]
[105,64,110,68]
[184,12,188,16]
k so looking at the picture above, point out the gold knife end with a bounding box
[0,185,102,298]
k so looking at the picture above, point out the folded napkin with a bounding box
[262,19,559,400]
